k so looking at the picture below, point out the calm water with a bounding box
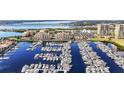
[0,31,22,38]
[0,42,85,73]
[69,42,86,73]
[0,25,70,30]
[89,42,124,73]
[0,21,123,73]
[0,21,73,30]
[0,41,124,73]
[0,42,61,73]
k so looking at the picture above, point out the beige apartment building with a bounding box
[114,24,124,39]
[97,23,124,38]
[97,24,115,38]
[33,30,51,41]
[54,32,70,41]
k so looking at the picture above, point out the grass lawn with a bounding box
[89,37,109,42]
[111,39,124,46]
[9,37,19,41]
[89,38,124,51]
[9,37,33,42]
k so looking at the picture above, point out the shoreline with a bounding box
[6,36,124,51]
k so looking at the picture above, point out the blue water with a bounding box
[89,42,124,73]
[0,41,124,73]
[0,31,22,39]
[0,42,38,72]
[0,42,86,73]
[69,42,86,73]
[0,21,73,30]
[0,25,70,30]
[0,42,61,73]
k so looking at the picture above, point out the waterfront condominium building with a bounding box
[22,30,36,37]
[54,32,70,41]
[97,24,115,37]
[33,30,51,41]
[114,24,124,39]
[0,39,15,53]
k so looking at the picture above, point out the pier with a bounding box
[93,42,124,72]
[78,41,110,73]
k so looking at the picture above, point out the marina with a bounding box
[0,40,124,73]
[22,41,72,73]
[0,42,123,73]
[89,42,124,73]
[34,53,60,61]
[0,20,124,73]
[69,42,86,73]
[41,47,62,52]
[96,42,124,70]
[78,41,110,73]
